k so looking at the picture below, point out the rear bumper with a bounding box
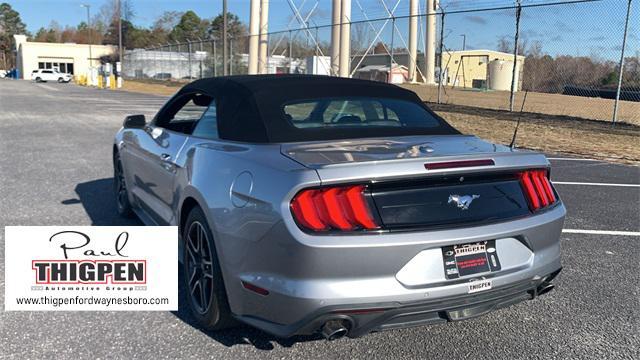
[237,268,561,338]
[221,203,566,338]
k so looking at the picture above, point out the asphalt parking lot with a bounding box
[1,80,639,359]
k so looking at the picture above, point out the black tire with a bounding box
[57,77,64,83]
[183,206,236,331]
[113,151,134,218]
[35,77,42,82]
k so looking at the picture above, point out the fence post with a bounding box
[212,40,217,77]
[176,41,181,81]
[437,11,445,104]
[159,45,164,80]
[289,30,294,74]
[187,40,192,79]
[315,26,319,58]
[613,0,632,124]
[230,39,234,75]
[509,0,522,112]
[153,46,157,79]
[389,17,395,83]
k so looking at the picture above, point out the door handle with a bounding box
[160,153,171,161]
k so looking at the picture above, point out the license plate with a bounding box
[442,240,501,280]
[468,279,492,294]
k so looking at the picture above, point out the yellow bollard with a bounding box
[98,75,103,89]
[109,75,116,89]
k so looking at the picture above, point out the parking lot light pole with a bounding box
[118,0,123,65]
[80,4,92,69]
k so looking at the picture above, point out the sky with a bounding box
[7,0,639,61]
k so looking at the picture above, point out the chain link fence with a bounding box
[123,0,638,125]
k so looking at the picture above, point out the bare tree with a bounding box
[496,35,527,55]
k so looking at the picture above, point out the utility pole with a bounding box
[460,34,466,51]
[118,0,123,65]
[408,0,418,83]
[222,0,228,76]
[258,0,270,74]
[330,0,341,76]
[425,0,438,85]
[81,4,92,68]
[248,0,260,74]
[338,0,351,78]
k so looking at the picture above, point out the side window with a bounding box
[155,93,212,134]
[191,101,219,139]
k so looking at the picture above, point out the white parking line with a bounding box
[563,229,640,236]
[552,181,640,188]
[37,84,60,92]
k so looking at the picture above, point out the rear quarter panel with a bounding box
[173,139,321,311]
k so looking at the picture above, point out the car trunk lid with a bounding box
[281,135,549,183]
[282,135,554,231]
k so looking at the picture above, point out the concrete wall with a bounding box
[15,38,116,79]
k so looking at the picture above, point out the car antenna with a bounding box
[509,90,529,149]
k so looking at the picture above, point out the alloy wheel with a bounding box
[114,159,128,212]
[185,221,214,314]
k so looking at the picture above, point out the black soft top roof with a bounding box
[180,75,459,143]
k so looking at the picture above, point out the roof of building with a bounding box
[356,64,409,72]
[443,49,526,59]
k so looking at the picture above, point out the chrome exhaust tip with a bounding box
[321,320,349,341]
[537,282,555,296]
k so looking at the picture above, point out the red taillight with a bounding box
[290,189,328,231]
[319,187,355,230]
[519,169,557,211]
[290,185,380,232]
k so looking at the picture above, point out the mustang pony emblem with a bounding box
[448,194,480,210]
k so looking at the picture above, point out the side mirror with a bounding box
[123,114,146,129]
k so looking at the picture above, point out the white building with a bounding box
[239,54,305,74]
[13,35,117,79]
[124,49,211,80]
[306,56,331,76]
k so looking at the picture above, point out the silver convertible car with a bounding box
[113,75,565,340]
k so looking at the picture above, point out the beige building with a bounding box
[441,49,525,90]
[13,34,116,79]
[351,49,524,90]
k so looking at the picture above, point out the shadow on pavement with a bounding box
[65,177,322,349]
[62,177,141,226]
[172,265,323,350]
